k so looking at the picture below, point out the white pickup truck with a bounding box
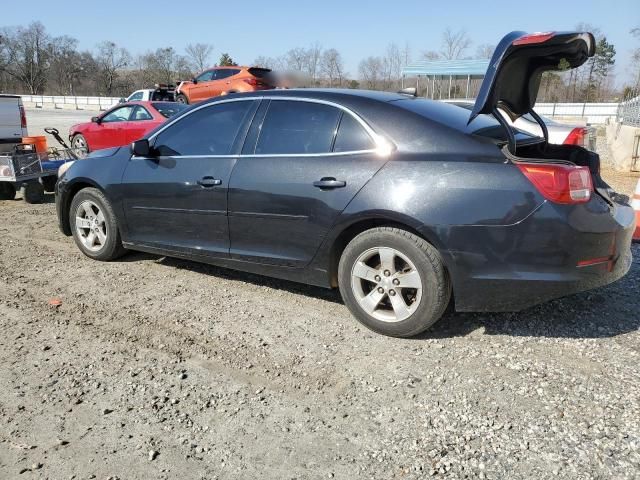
[0,95,28,153]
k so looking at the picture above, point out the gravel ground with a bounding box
[0,115,638,479]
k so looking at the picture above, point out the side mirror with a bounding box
[118,97,126,103]
[192,78,198,84]
[131,139,151,157]
[91,116,100,123]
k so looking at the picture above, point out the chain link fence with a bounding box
[617,88,640,127]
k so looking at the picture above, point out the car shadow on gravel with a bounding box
[118,246,638,340]
[119,252,344,304]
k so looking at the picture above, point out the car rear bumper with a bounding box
[437,197,636,312]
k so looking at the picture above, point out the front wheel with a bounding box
[176,94,189,104]
[338,227,451,337]
[69,187,126,261]
[71,134,89,153]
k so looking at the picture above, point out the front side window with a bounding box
[102,106,134,123]
[154,101,254,156]
[255,101,341,155]
[128,91,144,101]
[333,114,375,152]
[196,70,214,82]
[131,106,153,121]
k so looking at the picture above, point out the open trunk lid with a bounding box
[470,31,595,123]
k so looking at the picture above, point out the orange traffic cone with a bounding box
[633,178,640,242]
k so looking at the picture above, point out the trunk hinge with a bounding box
[527,108,549,143]
[492,107,516,154]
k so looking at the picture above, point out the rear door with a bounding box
[227,98,388,267]
[123,105,159,144]
[0,96,24,144]
[120,99,258,257]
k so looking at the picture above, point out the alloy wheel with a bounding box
[75,200,107,252]
[350,247,422,322]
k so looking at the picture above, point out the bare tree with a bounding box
[421,50,440,61]
[305,42,322,84]
[320,48,344,87]
[253,55,286,70]
[440,28,472,60]
[185,43,213,73]
[140,47,190,85]
[475,44,495,59]
[382,43,402,89]
[286,47,307,71]
[0,22,53,94]
[95,41,130,95]
[48,36,95,95]
[358,56,383,89]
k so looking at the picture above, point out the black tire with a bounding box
[71,134,89,153]
[69,187,127,261]
[176,94,189,105]
[21,181,45,204]
[338,227,451,338]
[40,175,57,193]
[0,182,16,200]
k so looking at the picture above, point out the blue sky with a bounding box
[4,0,639,84]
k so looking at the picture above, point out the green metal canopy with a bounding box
[401,59,490,99]
[401,59,490,77]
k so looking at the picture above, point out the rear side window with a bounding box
[154,101,254,156]
[214,69,240,80]
[333,114,375,152]
[131,106,153,121]
[256,101,341,155]
[152,102,188,118]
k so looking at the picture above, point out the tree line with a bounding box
[1,21,638,102]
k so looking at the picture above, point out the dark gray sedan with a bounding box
[55,31,634,337]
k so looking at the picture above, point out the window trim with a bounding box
[146,96,392,159]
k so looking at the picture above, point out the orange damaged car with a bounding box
[175,66,276,104]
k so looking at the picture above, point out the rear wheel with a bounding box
[338,227,451,337]
[176,94,189,104]
[21,181,45,204]
[0,182,16,200]
[70,187,126,261]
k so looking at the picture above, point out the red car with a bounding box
[69,101,187,152]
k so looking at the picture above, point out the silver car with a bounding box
[444,100,596,151]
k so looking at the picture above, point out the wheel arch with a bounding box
[325,213,449,288]
[60,179,106,235]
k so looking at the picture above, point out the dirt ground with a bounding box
[0,111,638,479]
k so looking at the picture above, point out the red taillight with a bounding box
[563,127,587,147]
[243,78,261,87]
[517,163,593,204]
[512,32,555,45]
[19,105,27,129]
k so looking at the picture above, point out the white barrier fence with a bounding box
[20,94,121,111]
[534,102,619,125]
[18,94,622,124]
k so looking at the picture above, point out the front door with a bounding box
[87,105,133,150]
[228,99,388,267]
[120,99,258,257]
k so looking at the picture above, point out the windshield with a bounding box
[152,102,188,118]
[397,99,536,144]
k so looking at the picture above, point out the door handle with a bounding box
[197,176,222,187]
[313,177,346,189]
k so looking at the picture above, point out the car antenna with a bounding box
[398,87,418,97]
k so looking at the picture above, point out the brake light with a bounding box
[517,163,592,204]
[564,127,587,147]
[19,105,27,129]
[513,32,555,45]
[243,78,261,87]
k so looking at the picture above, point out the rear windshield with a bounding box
[152,102,188,118]
[395,98,536,143]
[248,67,272,78]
